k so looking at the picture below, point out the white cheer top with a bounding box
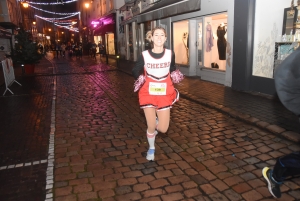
[142,49,171,81]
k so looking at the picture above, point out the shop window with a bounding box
[173,20,189,65]
[197,20,203,66]
[94,36,102,53]
[203,13,228,70]
[105,33,115,55]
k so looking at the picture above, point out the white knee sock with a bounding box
[147,130,157,150]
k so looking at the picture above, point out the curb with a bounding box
[179,91,300,144]
[116,67,300,143]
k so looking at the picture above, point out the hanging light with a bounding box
[22,1,29,8]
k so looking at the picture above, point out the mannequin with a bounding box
[217,23,227,60]
[206,22,214,52]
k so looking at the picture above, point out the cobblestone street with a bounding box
[0,53,299,201]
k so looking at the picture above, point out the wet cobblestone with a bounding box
[0,53,299,200]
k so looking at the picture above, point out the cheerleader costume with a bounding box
[137,49,179,110]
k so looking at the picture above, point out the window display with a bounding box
[105,33,115,55]
[206,22,214,52]
[217,23,227,60]
[198,21,203,66]
[172,14,227,69]
[173,20,189,65]
[203,13,228,70]
[182,32,189,64]
[94,35,102,54]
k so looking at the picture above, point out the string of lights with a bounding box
[36,15,79,32]
[36,13,80,21]
[19,0,81,37]
[17,0,78,5]
[28,4,79,15]
[48,19,78,23]
[54,22,77,25]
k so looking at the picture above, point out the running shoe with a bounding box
[262,167,281,198]
[146,149,155,161]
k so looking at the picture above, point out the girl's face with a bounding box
[151,29,166,48]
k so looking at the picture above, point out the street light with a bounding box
[84,3,90,27]
[22,1,29,8]
[84,2,90,55]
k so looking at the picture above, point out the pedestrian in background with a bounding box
[61,43,66,57]
[91,41,97,59]
[55,43,60,58]
[262,45,300,198]
[78,43,83,58]
[98,42,104,57]
[132,26,183,161]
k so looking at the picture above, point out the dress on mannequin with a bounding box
[217,25,227,60]
[206,23,214,52]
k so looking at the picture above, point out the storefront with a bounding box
[93,13,116,56]
[247,0,299,95]
[117,0,297,95]
[119,7,135,60]
[137,0,234,86]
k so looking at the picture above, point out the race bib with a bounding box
[149,82,167,95]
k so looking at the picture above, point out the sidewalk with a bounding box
[116,58,300,143]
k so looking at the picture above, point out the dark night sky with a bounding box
[31,0,79,40]
[39,1,78,19]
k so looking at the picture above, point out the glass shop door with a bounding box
[197,19,203,67]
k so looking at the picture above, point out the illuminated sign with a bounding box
[91,21,100,27]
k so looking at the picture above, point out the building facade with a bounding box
[78,0,123,56]
[117,0,297,96]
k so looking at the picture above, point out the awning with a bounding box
[97,10,116,21]
[94,23,115,35]
[92,13,116,33]
[0,26,12,39]
[137,0,201,23]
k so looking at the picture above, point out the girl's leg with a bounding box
[143,107,157,134]
[143,107,158,160]
[156,109,170,133]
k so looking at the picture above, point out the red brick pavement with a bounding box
[50,55,300,201]
[1,53,300,201]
